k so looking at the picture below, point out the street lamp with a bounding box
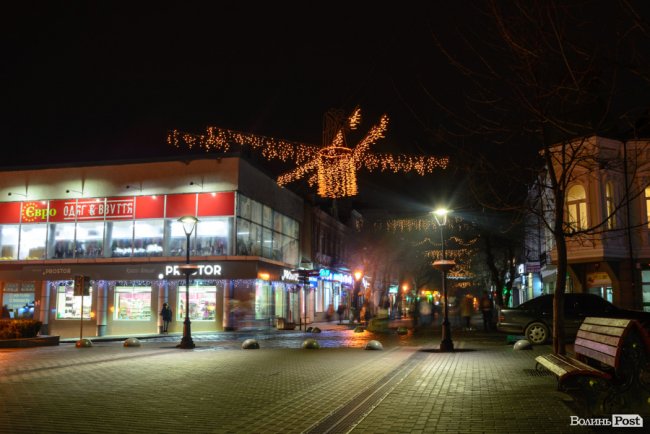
[177,215,199,349]
[432,208,455,352]
[353,270,363,323]
[401,283,409,318]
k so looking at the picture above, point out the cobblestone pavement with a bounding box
[0,324,639,434]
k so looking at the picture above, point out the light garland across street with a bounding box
[168,108,449,198]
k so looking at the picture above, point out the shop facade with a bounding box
[0,259,301,338]
[0,157,305,337]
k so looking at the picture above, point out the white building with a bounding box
[529,136,650,311]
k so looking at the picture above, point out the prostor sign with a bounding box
[164,264,222,277]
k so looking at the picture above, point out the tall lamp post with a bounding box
[177,215,199,349]
[432,208,455,352]
[353,270,363,323]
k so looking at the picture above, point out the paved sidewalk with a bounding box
[0,327,636,433]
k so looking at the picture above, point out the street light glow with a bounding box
[432,208,449,226]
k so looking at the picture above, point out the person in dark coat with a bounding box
[480,291,494,332]
[160,302,172,333]
[337,304,345,324]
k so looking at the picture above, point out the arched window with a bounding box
[566,184,588,231]
[605,182,616,230]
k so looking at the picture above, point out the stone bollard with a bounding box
[241,338,260,349]
[353,326,365,333]
[123,338,141,347]
[365,340,383,351]
[311,327,321,333]
[513,339,532,350]
[302,338,320,349]
[75,338,93,348]
[396,327,408,335]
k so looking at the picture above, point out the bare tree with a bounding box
[421,1,650,354]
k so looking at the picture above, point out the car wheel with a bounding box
[525,322,549,344]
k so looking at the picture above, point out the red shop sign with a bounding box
[44,200,74,222]
[135,195,164,219]
[0,202,23,224]
[165,194,197,218]
[198,192,234,216]
[103,197,135,220]
[20,201,52,223]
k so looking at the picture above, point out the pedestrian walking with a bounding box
[359,303,367,326]
[337,304,345,324]
[160,302,172,333]
[480,291,493,331]
[461,294,474,330]
[326,304,335,322]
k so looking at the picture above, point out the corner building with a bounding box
[0,157,305,338]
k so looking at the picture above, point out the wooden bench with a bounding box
[535,317,650,414]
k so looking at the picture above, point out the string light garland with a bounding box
[168,107,449,198]
[373,215,479,287]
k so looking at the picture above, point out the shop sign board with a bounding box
[281,269,300,282]
[164,264,222,277]
[0,192,235,223]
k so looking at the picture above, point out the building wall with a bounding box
[0,156,309,337]
[536,136,650,310]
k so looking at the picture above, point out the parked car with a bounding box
[497,293,650,344]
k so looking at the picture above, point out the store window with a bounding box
[273,210,283,233]
[177,285,217,321]
[282,214,299,239]
[262,205,273,228]
[566,184,588,231]
[255,280,272,320]
[107,220,134,257]
[642,270,650,312]
[195,218,230,255]
[114,286,152,320]
[235,193,298,265]
[249,223,262,256]
[262,228,273,258]
[273,233,285,261]
[48,223,76,258]
[2,282,35,318]
[134,219,164,256]
[236,219,251,255]
[76,221,104,258]
[239,195,252,220]
[166,219,192,256]
[19,223,47,259]
[56,283,92,319]
[251,201,262,224]
[0,225,19,260]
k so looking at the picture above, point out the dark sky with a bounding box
[3,1,647,215]
[2,1,470,213]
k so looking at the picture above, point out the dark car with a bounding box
[496,293,650,344]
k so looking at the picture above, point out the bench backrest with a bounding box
[574,317,640,369]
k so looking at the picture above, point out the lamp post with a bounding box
[177,215,199,349]
[432,208,455,352]
[353,270,363,323]
[401,284,409,318]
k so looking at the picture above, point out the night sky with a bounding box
[2,1,648,213]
